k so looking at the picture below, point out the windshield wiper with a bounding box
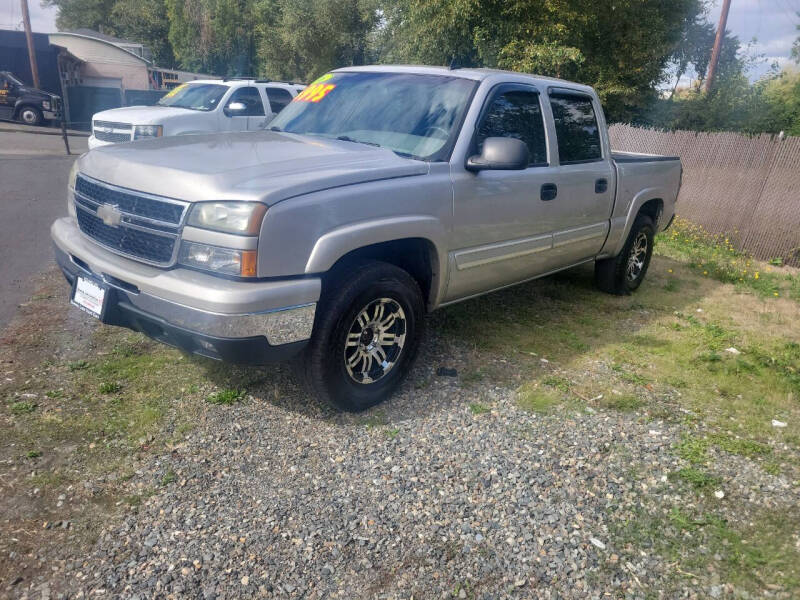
[335,135,380,147]
[269,126,282,132]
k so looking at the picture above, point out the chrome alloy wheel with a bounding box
[343,298,407,384]
[626,232,648,282]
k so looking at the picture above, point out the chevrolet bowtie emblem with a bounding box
[97,204,122,227]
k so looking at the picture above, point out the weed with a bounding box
[99,382,122,394]
[11,401,36,415]
[469,402,490,415]
[541,375,570,392]
[68,360,89,371]
[674,435,709,464]
[385,427,400,439]
[26,450,42,459]
[206,389,245,405]
[45,390,64,399]
[669,467,720,490]
[160,469,177,486]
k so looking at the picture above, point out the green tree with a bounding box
[165,0,257,76]
[255,0,380,82]
[110,0,175,67]
[382,0,705,121]
[44,0,117,32]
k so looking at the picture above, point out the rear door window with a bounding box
[226,86,265,116]
[265,87,293,113]
[549,93,602,164]
[476,90,548,166]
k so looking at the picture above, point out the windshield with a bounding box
[156,83,228,111]
[269,72,477,161]
[5,73,23,86]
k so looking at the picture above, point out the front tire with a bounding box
[18,105,43,126]
[595,214,655,295]
[296,261,425,411]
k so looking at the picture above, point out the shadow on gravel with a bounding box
[195,257,709,421]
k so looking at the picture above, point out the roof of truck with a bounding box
[334,64,595,94]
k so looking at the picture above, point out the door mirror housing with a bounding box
[224,101,247,117]
[466,137,530,172]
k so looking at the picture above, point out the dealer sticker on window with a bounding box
[71,276,107,319]
[294,74,336,103]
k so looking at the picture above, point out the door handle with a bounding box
[595,178,608,193]
[540,183,557,201]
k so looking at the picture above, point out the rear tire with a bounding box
[294,261,425,411]
[17,105,43,126]
[595,214,654,295]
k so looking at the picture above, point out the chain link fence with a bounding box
[609,124,800,267]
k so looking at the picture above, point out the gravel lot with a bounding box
[3,261,799,599]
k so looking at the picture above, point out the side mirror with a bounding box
[224,101,247,116]
[466,137,529,172]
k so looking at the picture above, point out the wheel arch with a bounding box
[306,218,446,311]
[607,190,664,257]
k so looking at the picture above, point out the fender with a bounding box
[601,187,667,258]
[304,215,449,307]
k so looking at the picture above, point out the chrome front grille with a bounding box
[92,120,133,143]
[73,174,189,266]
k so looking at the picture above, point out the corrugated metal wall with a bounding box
[609,124,800,266]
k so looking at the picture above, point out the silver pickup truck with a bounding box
[51,65,681,410]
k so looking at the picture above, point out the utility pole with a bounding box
[704,0,732,93]
[20,0,41,89]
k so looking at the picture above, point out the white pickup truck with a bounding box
[54,65,681,410]
[88,79,305,148]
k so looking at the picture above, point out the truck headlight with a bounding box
[67,161,79,218]
[133,125,163,139]
[179,242,257,277]
[187,202,267,235]
[42,100,51,110]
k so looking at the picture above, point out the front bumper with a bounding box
[52,217,319,364]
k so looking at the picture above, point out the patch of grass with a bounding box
[709,433,771,459]
[206,389,245,405]
[669,467,721,490]
[98,381,122,394]
[656,217,798,300]
[26,450,42,459]
[469,402,490,415]
[517,384,562,414]
[599,393,644,412]
[10,401,36,415]
[67,359,89,371]
[45,389,65,399]
[674,435,709,464]
[675,433,772,465]
[384,427,400,439]
[541,375,571,392]
[615,504,800,594]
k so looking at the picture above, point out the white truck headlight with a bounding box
[133,125,163,139]
[42,100,51,110]
[187,202,267,235]
[179,242,257,277]
[67,161,79,218]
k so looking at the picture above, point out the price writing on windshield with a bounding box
[294,83,336,103]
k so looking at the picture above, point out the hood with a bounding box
[91,105,200,124]
[78,131,429,206]
[20,86,59,100]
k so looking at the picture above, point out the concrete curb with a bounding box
[0,126,90,137]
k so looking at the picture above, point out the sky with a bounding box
[0,0,798,82]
